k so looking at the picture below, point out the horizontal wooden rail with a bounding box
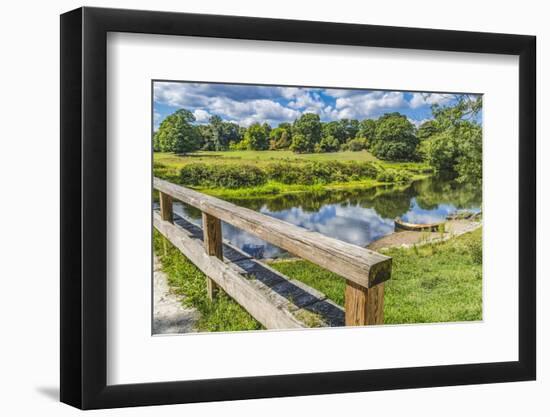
[154,212,311,329]
[154,177,391,289]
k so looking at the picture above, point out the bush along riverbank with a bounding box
[154,159,433,198]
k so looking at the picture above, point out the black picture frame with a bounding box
[60,6,536,410]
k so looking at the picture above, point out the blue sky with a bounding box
[153,81,480,130]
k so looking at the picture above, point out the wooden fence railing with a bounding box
[154,177,392,327]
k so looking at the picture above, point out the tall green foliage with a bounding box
[417,120,439,142]
[315,135,340,153]
[371,113,419,161]
[339,118,360,141]
[422,96,482,185]
[241,123,270,150]
[153,109,200,154]
[358,119,376,142]
[321,121,347,144]
[291,113,321,153]
[269,123,292,149]
[200,115,241,151]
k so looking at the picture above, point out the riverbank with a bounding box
[154,150,433,198]
[367,219,482,251]
[270,227,482,324]
[196,178,413,199]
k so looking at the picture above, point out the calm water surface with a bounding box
[173,177,481,259]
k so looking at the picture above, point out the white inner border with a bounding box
[107,33,519,385]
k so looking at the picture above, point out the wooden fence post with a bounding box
[345,281,384,326]
[159,192,173,223]
[202,212,223,300]
[159,192,173,255]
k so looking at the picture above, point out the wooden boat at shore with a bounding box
[394,218,445,232]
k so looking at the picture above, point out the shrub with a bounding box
[179,160,388,189]
[265,161,378,185]
[212,164,267,188]
[264,162,301,184]
[180,163,267,189]
[376,169,412,183]
[179,163,213,186]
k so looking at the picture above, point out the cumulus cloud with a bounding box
[153,81,467,127]
[333,91,407,119]
[193,109,211,123]
[154,82,284,108]
[154,82,302,127]
[208,97,301,127]
[409,93,454,109]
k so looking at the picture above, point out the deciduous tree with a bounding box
[153,109,200,154]
[291,113,321,153]
[371,113,418,161]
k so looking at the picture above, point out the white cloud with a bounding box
[409,93,454,109]
[279,87,302,99]
[154,82,284,108]
[155,82,301,127]
[333,91,407,119]
[208,97,301,127]
[154,81,452,127]
[288,91,324,110]
[408,117,431,128]
[154,82,210,107]
[193,109,211,123]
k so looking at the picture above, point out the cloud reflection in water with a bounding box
[172,178,481,259]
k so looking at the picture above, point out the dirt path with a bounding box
[367,219,482,251]
[153,256,200,334]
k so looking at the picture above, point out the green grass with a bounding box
[154,230,262,332]
[155,226,482,330]
[154,150,432,198]
[155,150,380,168]
[200,178,386,199]
[271,228,482,324]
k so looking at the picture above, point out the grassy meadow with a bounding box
[153,150,433,198]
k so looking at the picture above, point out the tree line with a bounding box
[153,95,482,184]
[154,111,418,158]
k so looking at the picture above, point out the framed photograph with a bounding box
[60,6,536,409]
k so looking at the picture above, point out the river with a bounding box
[173,176,481,259]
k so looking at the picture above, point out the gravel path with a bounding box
[368,220,482,251]
[153,256,200,335]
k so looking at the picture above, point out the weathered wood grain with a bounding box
[155,212,318,329]
[344,280,384,326]
[202,212,222,300]
[159,192,173,255]
[154,177,391,289]
[159,191,173,223]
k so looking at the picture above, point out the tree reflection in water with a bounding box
[172,176,481,259]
